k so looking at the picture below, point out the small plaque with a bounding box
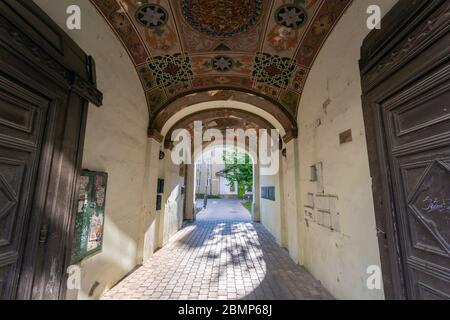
[339,129,353,144]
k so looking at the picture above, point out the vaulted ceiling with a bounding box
[91,0,352,137]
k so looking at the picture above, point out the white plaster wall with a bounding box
[296,0,398,300]
[137,138,162,264]
[184,164,195,220]
[195,162,210,195]
[34,0,150,299]
[281,141,300,263]
[160,152,185,246]
[219,177,237,195]
[195,163,228,196]
[259,172,282,245]
[252,162,261,222]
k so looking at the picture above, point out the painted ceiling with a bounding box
[91,0,352,135]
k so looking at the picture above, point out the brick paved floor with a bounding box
[102,200,333,300]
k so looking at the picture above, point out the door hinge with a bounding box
[39,225,49,245]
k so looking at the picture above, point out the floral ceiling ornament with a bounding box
[135,3,169,28]
[213,56,233,71]
[181,0,264,38]
[149,53,194,88]
[252,52,295,89]
[91,0,353,132]
[202,56,244,72]
[275,4,308,29]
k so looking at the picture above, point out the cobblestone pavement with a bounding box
[102,200,333,300]
[196,198,252,221]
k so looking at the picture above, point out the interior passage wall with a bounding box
[159,153,185,247]
[137,138,161,264]
[296,0,397,300]
[259,171,282,245]
[281,141,300,263]
[34,0,150,299]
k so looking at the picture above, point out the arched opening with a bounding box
[192,144,256,222]
[151,89,296,142]
[160,103,276,225]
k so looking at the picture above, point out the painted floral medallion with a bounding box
[135,3,169,28]
[275,5,307,29]
[181,0,263,38]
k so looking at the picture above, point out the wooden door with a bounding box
[361,0,449,299]
[0,74,50,299]
[0,0,102,299]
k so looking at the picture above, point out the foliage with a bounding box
[195,193,221,200]
[241,201,252,213]
[220,151,253,199]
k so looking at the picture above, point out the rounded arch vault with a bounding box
[90,0,352,140]
[163,107,276,149]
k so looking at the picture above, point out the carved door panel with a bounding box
[361,0,449,299]
[381,61,450,299]
[0,76,49,299]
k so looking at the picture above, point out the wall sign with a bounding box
[71,170,108,263]
[339,129,353,144]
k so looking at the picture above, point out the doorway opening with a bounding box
[193,145,256,222]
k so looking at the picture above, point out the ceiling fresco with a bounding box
[91,0,352,136]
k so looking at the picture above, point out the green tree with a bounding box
[220,151,253,199]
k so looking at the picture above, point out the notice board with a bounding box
[71,170,108,263]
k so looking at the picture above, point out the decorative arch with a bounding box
[90,0,352,134]
[153,89,294,139]
[163,108,276,149]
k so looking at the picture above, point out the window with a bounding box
[261,186,275,201]
[157,178,164,193]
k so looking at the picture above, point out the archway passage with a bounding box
[151,89,297,143]
[192,145,256,221]
[101,103,335,299]
[7,0,447,301]
[163,105,273,223]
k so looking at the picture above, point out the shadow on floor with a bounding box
[101,199,333,300]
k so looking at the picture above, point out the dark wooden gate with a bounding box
[360,0,449,299]
[0,0,102,299]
